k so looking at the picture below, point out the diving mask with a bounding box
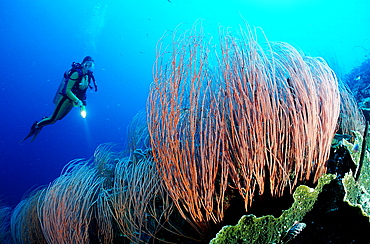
[83,61,95,72]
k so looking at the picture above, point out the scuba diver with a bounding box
[21,56,98,142]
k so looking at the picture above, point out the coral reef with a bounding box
[0,204,13,244]
[345,58,370,102]
[344,58,370,121]
[211,127,370,244]
[148,22,340,235]
[342,130,370,216]
[210,173,370,244]
[3,25,370,244]
[11,190,47,244]
[210,174,335,244]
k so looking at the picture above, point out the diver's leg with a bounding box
[55,100,73,121]
[37,97,73,127]
[21,97,73,142]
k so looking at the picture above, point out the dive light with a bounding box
[80,105,87,118]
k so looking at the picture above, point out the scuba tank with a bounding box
[53,74,67,105]
[53,62,83,105]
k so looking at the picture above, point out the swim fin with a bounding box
[21,121,43,142]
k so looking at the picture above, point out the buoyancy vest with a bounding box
[53,62,97,105]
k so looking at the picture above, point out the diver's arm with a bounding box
[65,71,80,103]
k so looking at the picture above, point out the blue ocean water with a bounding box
[0,0,369,208]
